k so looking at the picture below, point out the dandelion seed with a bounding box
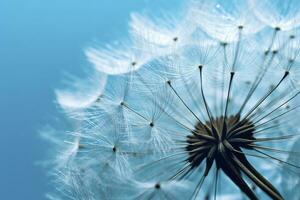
[45,0,300,199]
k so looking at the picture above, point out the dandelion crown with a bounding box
[47,0,300,199]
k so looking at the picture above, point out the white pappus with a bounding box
[45,0,300,199]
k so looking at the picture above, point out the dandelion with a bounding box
[46,0,300,199]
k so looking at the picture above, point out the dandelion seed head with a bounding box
[45,0,300,199]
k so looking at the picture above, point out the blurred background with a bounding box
[0,0,183,199]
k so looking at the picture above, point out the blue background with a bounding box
[0,0,183,199]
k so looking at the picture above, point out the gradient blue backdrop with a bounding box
[1,0,183,199]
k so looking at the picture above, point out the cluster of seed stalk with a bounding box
[48,1,300,200]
